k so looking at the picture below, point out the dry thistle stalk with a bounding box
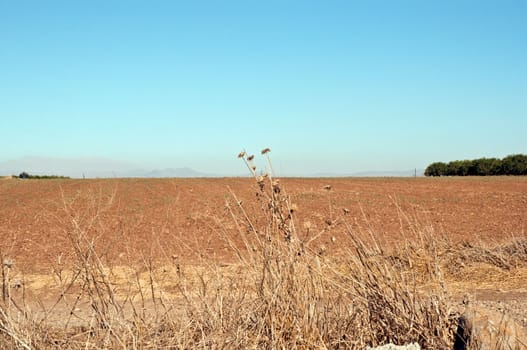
[237,148,295,243]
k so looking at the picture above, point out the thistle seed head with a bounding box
[3,258,14,269]
[12,279,23,289]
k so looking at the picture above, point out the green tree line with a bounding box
[425,154,527,176]
[17,172,70,179]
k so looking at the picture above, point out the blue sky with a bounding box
[1,1,526,176]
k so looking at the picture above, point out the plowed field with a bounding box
[2,176,527,337]
[2,176,526,272]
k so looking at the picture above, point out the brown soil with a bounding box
[1,177,526,270]
[2,176,527,329]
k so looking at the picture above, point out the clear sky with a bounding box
[1,1,526,176]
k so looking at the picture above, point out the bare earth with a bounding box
[1,176,527,330]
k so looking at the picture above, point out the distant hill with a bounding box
[0,156,138,178]
[0,156,425,179]
[306,169,425,177]
[124,168,216,178]
[0,157,214,178]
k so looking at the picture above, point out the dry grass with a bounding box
[1,153,525,349]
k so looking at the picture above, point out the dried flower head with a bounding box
[272,182,281,193]
[323,185,332,191]
[247,155,255,161]
[342,208,350,215]
[251,165,256,171]
[261,148,271,155]
[12,279,23,289]
[237,151,246,158]
[3,258,14,269]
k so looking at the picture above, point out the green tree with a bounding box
[446,160,471,176]
[471,158,502,176]
[502,154,527,175]
[424,162,447,176]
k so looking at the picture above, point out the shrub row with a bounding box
[425,154,527,176]
[16,172,70,179]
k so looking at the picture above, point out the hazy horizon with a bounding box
[0,155,426,178]
[2,1,526,175]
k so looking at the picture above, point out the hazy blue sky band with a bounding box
[1,1,526,175]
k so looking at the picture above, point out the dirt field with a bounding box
[1,176,527,346]
[1,176,526,271]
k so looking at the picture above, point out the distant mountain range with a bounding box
[123,168,217,178]
[0,156,424,178]
[0,157,217,178]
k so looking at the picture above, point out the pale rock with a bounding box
[454,305,527,350]
[365,343,420,350]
